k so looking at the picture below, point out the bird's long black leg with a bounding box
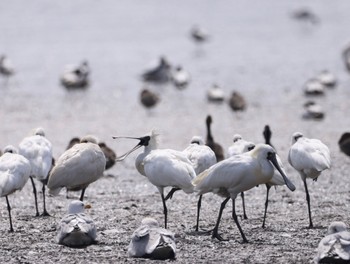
[5,196,14,232]
[195,194,203,231]
[164,187,181,201]
[212,197,230,241]
[303,179,313,228]
[262,185,271,228]
[161,192,168,229]
[232,199,248,243]
[241,192,248,219]
[41,184,50,216]
[29,176,39,216]
[80,188,86,201]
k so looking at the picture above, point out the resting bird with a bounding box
[288,132,331,228]
[48,135,106,201]
[18,127,53,216]
[315,221,350,263]
[128,217,176,260]
[56,200,97,248]
[0,145,31,231]
[60,60,90,89]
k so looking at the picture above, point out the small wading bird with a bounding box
[0,146,31,232]
[228,91,247,111]
[207,84,225,102]
[315,221,350,264]
[190,25,209,43]
[56,200,97,248]
[128,217,176,260]
[141,56,172,84]
[288,132,331,228]
[113,130,196,229]
[227,134,255,220]
[47,135,106,201]
[192,144,296,242]
[0,55,15,84]
[140,88,160,108]
[182,136,217,231]
[205,115,224,162]
[171,66,190,89]
[19,127,53,216]
[60,60,90,89]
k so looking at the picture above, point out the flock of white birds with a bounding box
[0,115,338,261]
[1,23,350,262]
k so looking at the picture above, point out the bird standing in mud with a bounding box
[56,200,96,248]
[0,145,31,232]
[192,144,296,242]
[113,130,196,229]
[19,127,53,216]
[128,217,176,260]
[288,132,331,228]
[47,135,106,201]
[182,136,217,231]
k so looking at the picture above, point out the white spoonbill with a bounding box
[0,145,31,231]
[288,132,331,228]
[56,200,97,248]
[113,130,196,229]
[227,134,255,220]
[47,135,106,201]
[18,127,53,216]
[315,221,350,263]
[128,217,176,260]
[182,136,217,231]
[192,144,296,242]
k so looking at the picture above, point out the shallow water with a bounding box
[1,0,350,157]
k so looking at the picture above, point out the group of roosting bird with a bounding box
[3,110,346,261]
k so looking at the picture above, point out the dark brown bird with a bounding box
[205,115,224,161]
[228,91,246,111]
[339,132,350,156]
[140,89,160,108]
[98,142,116,170]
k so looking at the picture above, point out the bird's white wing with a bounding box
[0,154,31,196]
[183,145,216,175]
[144,149,196,193]
[192,155,253,196]
[47,144,105,192]
[128,225,151,257]
[19,136,52,179]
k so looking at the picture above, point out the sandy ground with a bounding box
[0,142,348,264]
